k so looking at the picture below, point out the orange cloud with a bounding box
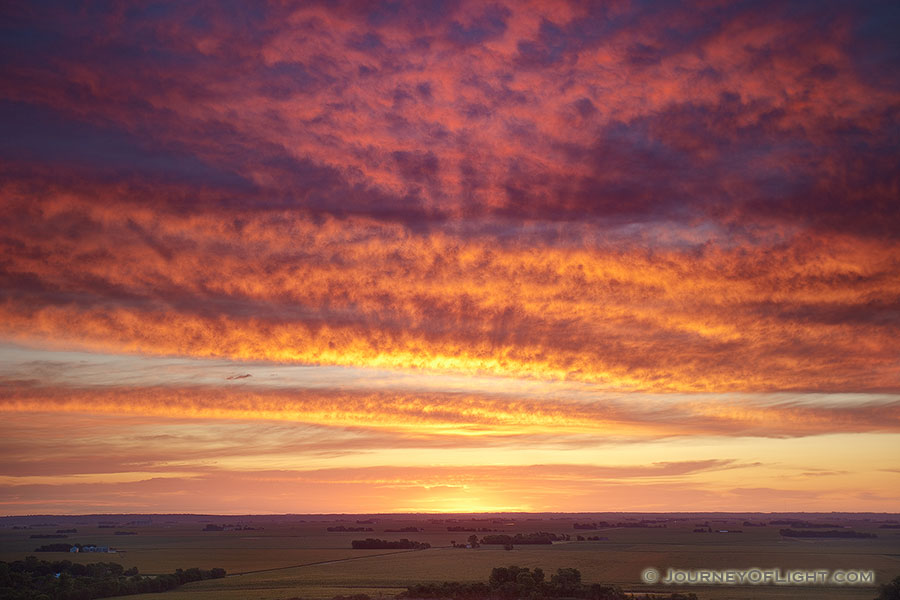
[2,380,898,439]
[2,184,898,392]
[2,0,899,515]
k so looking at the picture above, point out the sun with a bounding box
[396,492,532,514]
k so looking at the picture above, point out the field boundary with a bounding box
[228,547,442,577]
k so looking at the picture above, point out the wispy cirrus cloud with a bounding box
[1,460,885,514]
[3,378,899,439]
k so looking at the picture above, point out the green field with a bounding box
[3,514,898,600]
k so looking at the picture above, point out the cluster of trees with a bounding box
[574,521,666,530]
[35,544,77,552]
[450,535,480,548]
[693,529,743,534]
[779,529,876,539]
[385,527,422,533]
[447,526,496,532]
[616,521,665,529]
[35,543,108,553]
[573,522,612,530]
[770,520,844,528]
[327,526,374,532]
[201,524,259,531]
[875,575,900,600]
[574,536,607,541]
[480,533,567,545]
[399,565,697,600]
[0,557,225,600]
[451,532,573,548]
[351,538,430,549]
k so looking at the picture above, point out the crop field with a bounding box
[2,513,898,600]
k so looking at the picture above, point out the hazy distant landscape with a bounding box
[3,512,898,600]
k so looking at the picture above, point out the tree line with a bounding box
[400,565,697,600]
[0,556,225,600]
[779,529,877,539]
[351,538,431,549]
[480,532,566,545]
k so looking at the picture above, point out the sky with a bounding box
[1,0,899,515]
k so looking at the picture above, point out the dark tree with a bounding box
[876,575,900,600]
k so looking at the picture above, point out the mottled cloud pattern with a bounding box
[1,0,899,513]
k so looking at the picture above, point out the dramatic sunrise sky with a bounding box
[1,0,898,514]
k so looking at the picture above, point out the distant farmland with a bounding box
[1,513,897,600]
